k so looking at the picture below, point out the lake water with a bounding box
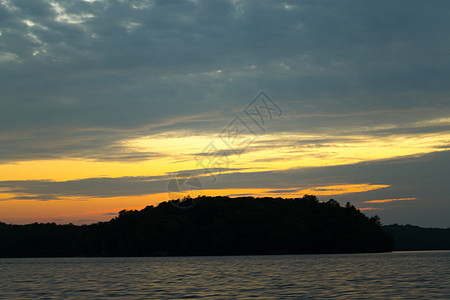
[0,251,449,299]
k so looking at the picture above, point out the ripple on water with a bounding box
[0,252,449,299]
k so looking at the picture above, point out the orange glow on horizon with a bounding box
[0,184,389,224]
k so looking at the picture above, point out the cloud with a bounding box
[0,0,448,163]
[103,212,118,216]
[0,175,167,200]
[364,198,416,204]
[202,150,450,226]
[0,51,21,63]
[0,150,449,226]
[359,207,383,211]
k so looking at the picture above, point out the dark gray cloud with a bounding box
[0,0,449,162]
[0,167,244,200]
[0,175,167,199]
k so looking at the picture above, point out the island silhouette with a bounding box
[0,195,399,257]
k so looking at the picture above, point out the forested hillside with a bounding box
[383,224,450,251]
[0,195,393,257]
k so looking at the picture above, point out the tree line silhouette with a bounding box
[0,195,393,257]
[383,224,450,251]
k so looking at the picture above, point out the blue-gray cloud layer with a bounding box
[1,0,449,161]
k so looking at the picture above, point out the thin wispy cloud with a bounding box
[364,198,417,204]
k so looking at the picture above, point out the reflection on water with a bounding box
[0,251,449,299]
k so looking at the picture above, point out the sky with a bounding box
[0,0,449,227]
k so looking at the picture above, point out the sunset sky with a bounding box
[0,0,449,227]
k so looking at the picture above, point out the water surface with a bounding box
[0,251,449,299]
